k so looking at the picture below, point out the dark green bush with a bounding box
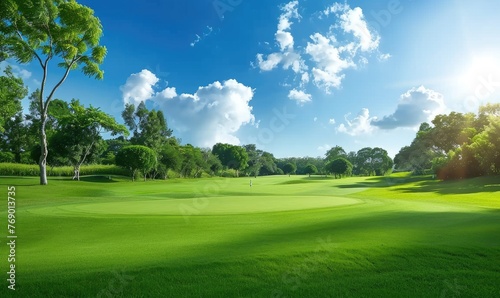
[0,152,15,163]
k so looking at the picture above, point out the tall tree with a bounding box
[259,152,278,176]
[1,0,107,184]
[157,143,182,179]
[212,143,248,177]
[325,145,347,162]
[116,145,157,181]
[394,123,440,173]
[326,158,352,179]
[469,115,500,175]
[428,112,476,153]
[283,162,297,176]
[304,164,318,177]
[122,103,173,152]
[179,144,204,178]
[49,99,128,180]
[244,144,262,177]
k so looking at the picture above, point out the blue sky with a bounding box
[3,0,500,158]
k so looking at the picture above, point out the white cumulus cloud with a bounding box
[157,87,177,99]
[254,1,384,98]
[255,1,307,76]
[288,89,312,105]
[121,70,256,147]
[256,53,283,71]
[154,79,255,147]
[120,69,159,106]
[372,86,446,129]
[333,5,380,52]
[306,33,354,93]
[337,108,376,136]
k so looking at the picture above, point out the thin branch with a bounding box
[79,124,101,168]
[43,55,82,112]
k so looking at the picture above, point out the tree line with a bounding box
[394,104,500,180]
[4,62,498,181]
[0,66,396,180]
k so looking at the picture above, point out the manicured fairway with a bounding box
[1,174,499,297]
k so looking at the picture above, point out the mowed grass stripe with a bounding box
[27,196,362,216]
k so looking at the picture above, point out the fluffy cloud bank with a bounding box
[372,86,446,129]
[121,70,255,147]
[121,69,159,106]
[337,108,376,136]
[337,86,446,135]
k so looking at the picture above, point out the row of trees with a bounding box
[7,56,498,182]
[0,69,394,180]
[394,104,500,180]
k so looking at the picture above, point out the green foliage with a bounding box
[355,147,393,176]
[0,66,28,133]
[429,112,476,153]
[399,105,500,180]
[48,99,128,179]
[115,145,157,181]
[0,163,129,176]
[0,112,29,162]
[304,164,318,177]
[243,144,278,176]
[283,162,297,175]
[0,151,15,163]
[326,158,353,178]
[157,144,183,178]
[122,102,172,152]
[212,143,249,175]
[395,123,442,174]
[0,0,106,78]
[220,169,238,177]
[325,145,347,162]
[276,156,325,175]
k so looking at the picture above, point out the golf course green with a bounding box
[1,173,499,297]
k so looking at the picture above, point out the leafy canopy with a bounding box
[0,0,106,79]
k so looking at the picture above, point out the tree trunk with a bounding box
[39,114,48,185]
[73,165,80,181]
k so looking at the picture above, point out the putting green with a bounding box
[28,195,362,216]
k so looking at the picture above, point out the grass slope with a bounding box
[0,174,499,297]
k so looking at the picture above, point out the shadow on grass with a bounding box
[398,176,500,195]
[0,176,41,186]
[335,174,500,195]
[335,175,430,189]
[78,175,121,183]
[277,179,321,185]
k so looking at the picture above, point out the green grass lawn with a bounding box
[1,174,499,297]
